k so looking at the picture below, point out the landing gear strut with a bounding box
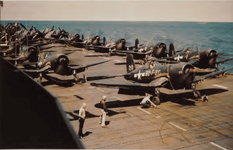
[73,70,79,84]
[37,72,42,83]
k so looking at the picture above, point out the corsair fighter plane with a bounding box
[91,54,233,107]
[21,51,110,85]
[146,47,233,71]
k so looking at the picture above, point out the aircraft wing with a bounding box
[127,45,136,50]
[31,42,52,47]
[46,73,75,81]
[86,73,130,81]
[146,57,179,64]
[91,82,153,89]
[69,59,110,70]
[21,65,51,73]
[112,50,152,55]
[70,41,87,45]
[17,61,38,66]
[86,45,112,50]
[90,77,168,89]
[194,67,233,83]
[187,59,199,65]
[216,57,233,65]
[5,55,25,61]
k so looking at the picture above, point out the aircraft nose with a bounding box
[210,51,218,57]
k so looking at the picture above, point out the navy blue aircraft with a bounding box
[91,54,233,107]
[21,51,110,85]
[146,47,233,71]
[85,38,141,54]
[111,42,175,60]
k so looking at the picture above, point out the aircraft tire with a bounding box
[152,96,160,105]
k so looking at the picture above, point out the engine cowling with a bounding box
[51,54,70,75]
[20,46,39,63]
[92,36,100,45]
[152,42,167,58]
[116,38,126,50]
[168,63,195,89]
[199,49,218,68]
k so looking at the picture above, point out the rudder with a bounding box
[126,54,136,73]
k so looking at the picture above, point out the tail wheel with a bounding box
[151,96,160,105]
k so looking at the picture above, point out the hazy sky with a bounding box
[1,0,233,22]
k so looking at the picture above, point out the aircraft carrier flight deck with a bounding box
[43,48,233,149]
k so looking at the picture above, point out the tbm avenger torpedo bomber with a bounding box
[20,51,110,85]
[91,54,233,107]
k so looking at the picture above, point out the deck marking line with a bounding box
[210,142,228,150]
[104,57,111,60]
[97,88,105,93]
[213,84,228,89]
[110,96,122,100]
[169,122,187,131]
[114,59,122,62]
[137,107,151,114]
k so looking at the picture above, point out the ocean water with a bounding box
[2,21,233,72]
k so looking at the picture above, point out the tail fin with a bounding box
[103,37,106,45]
[135,38,139,49]
[126,54,136,73]
[169,43,175,56]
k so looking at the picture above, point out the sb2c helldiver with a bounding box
[91,54,233,107]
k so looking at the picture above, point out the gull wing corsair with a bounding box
[112,42,175,60]
[146,47,233,71]
[21,51,110,85]
[51,27,69,40]
[68,34,92,48]
[91,54,233,106]
[85,38,116,53]
[85,35,107,49]
[85,38,143,55]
